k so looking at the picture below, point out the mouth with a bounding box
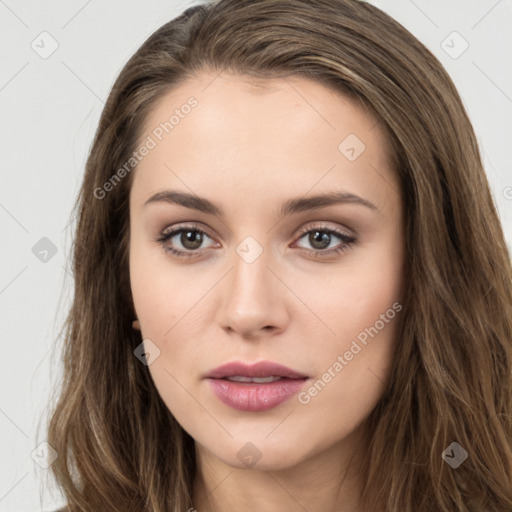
[205,361,309,412]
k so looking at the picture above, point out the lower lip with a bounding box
[207,377,308,411]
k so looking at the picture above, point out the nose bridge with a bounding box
[216,234,285,335]
[230,236,274,306]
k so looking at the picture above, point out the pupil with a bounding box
[181,230,203,250]
[309,231,330,250]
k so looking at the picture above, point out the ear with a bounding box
[132,319,141,330]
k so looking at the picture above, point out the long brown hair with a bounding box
[46,0,512,510]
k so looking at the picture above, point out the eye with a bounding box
[155,223,218,258]
[292,224,357,257]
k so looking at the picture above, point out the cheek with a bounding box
[294,292,402,448]
[129,243,217,412]
[297,236,404,409]
[297,236,403,356]
[129,236,208,339]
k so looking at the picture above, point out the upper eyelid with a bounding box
[161,222,215,238]
[295,223,354,238]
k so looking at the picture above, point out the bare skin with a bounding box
[129,71,405,512]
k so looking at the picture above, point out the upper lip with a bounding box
[206,361,308,379]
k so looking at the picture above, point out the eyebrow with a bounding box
[143,189,378,216]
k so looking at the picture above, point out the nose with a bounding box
[215,242,289,339]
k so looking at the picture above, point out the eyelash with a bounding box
[155,223,357,259]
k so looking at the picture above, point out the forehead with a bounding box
[132,71,399,217]
[142,71,385,144]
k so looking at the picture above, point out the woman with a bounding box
[47,0,512,510]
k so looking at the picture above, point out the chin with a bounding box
[202,436,311,472]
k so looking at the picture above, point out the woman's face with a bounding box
[129,71,405,472]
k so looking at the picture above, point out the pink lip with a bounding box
[205,361,308,379]
[205,361,309,412]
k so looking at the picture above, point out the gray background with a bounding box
[1,0,511,510]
